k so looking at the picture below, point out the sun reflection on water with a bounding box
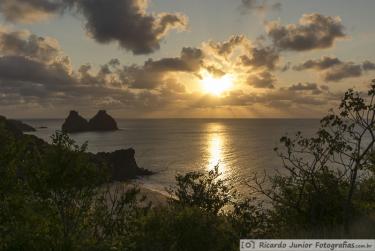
[206,123,227,174]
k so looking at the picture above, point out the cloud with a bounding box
[0,29,343,117]
[0,0,64,23]
[0,55,75,96]
[119,46,203,89]
[206,35,280,69]
[144,47,203,72]
[239,0,281,15]
[247,71,276,89]
[0,27,62,63]
[294,57,375,82]
[363,60,375,71]
[207,35,250,57]
[205,35,281,89]
[0,0,188,55]
[76,0,188,54]
[288,82,323,94]
[240,46,279,70]
[323,63,362,82]
[266,13,346,51]
[293,56,341,71]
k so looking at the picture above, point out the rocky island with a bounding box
[62,111,90,132]
[89,110,118,131]
[62,110,118,133]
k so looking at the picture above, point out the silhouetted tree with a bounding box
[249,80,375,235]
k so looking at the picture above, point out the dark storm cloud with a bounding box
[76,0,187,54]
[239,0,281,14]
[294,57,375,82]
[0,0,188,55]
[247,71,276,89]
[240,46,279,70]
[266,13,346,51]
[0,29,61,63]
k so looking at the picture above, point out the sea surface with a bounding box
[24,119,320,194]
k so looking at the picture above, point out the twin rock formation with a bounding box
[60,111,153,179]
[62,110,118,133]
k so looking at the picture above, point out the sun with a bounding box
[201,73,234,96]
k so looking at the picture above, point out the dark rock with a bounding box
[62,111,90,133]
[95,148,153,180]
[8,119,36,132]
[89,110,118,131]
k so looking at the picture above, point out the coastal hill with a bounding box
[62,110,118,133]
[0,115,151,180]
[6,119,36,132]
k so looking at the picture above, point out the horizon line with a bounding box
[14,117,323,120]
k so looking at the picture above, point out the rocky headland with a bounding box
[0,115,152,181]
[8,119,36,132]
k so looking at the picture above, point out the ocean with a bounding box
[24,119,320,194]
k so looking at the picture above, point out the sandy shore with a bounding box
[105,181,168,207]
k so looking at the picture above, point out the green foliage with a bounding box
[132,206,237,251]
[230,197,273,238]
[249,80,375,236]
[87,184,150,251]
[168,165,235,215]
[0,130,144,251]
[1,81,375,249]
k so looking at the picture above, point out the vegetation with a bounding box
[0,82,375,250]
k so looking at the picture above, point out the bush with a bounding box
[132,206,236,251]
[167,165,235,215]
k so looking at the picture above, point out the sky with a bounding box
[0,0,375,118]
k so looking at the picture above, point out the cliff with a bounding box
[95,148,153,180]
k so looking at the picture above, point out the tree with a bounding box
[248,80,375,235]
[167,165,235,215]
[0,129,146,251]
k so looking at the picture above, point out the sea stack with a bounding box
[62,111,90,133]
[95,148,153,180]
[88,110,118,131]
